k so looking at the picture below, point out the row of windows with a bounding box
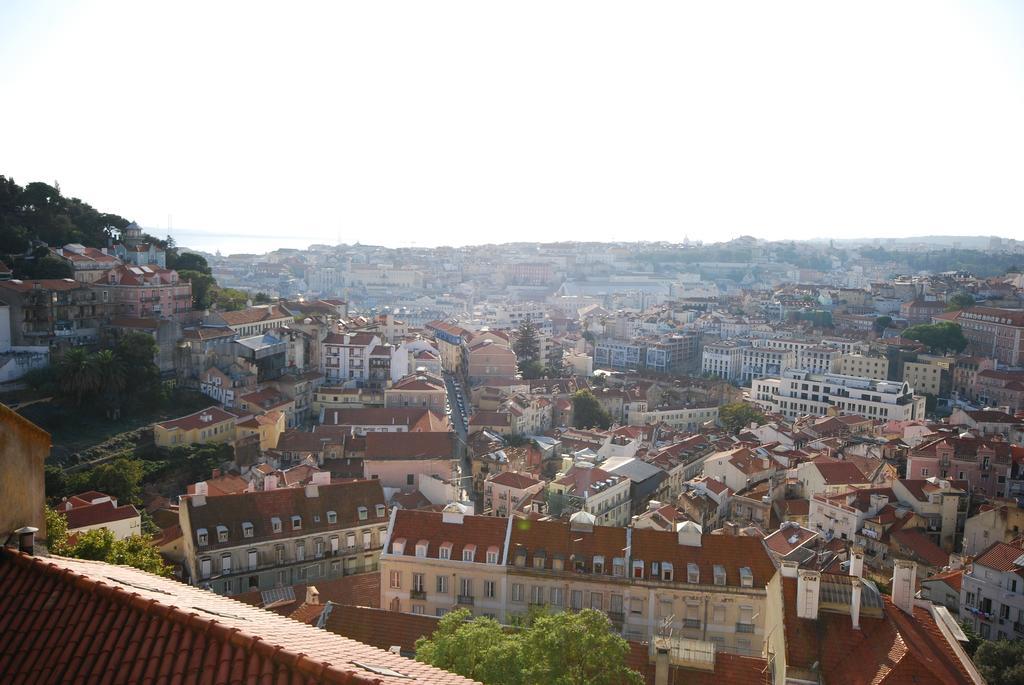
[197,508,385,546]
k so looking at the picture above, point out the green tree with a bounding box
[872,315,893,335]
[974,640,1024,685]
[43,508,172,576]
[179,269,216,309]
[115,331,162,408]
[31,255,74,279]
[416,610,521,684]
[108,534,174,576]
[901,322,969,355]
[93,349,127,417]
[959,620,983,657]
[513,321,540,368]
[57,347,101,406]
[43,505,72,555]
[520,610,643,685]
[719,401,766,433]
[253,292,272,304]
[520,359,544,380]
[946,292,976,311]
[215,287,249,311]
[170,251,210,274]
[74,527,116,560]
[85,458,143,504]
[571,390,612,429]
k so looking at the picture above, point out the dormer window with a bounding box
[216,525,229,543]
[358,506,368,521]
[593,555,605,574]
[291,515,302,531]
[415,540,428,558]
[533,550,546,569]
[486,546,499,564]
[553,555,565,572]
[632,560,645,579]
[713,565,726,586]
[242,522,253,538]
[514,548,527,567]
[662,562,674,582]
[392,538,406,555]
[612,557,625,577]
[740,567,753,588]
[271,517,282,533]
[462,544,476,562]
[439,542,452,560]
[688,563,700,584]
[197,528,208,546]
[376,504,386,518]
[327,510,337,524]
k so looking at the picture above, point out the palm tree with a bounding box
[93,349,127,418]
[58,348,101,406]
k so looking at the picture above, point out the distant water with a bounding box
[161,230,329,256]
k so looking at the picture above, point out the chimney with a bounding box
[265,474,279,491]
[851,579,862,630]
[796,570,821,619]
[312,470,331,486]
[305,585,320,605]
[849,546,864,579]
[648,500,663,513]
[211,468,221,479]
[15,526,38,555]
[780,560,799,578]
[654,641,670,685]
[891,560,917,615]
[305,483,319,498]
[195,481,209,497]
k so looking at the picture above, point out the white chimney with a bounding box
[312,470,331,486]
[305,483,319,498]
[677,521,703,547]
[654,641,670,685]
[264,474,279,491]
[780,560,799,578]
[194,481,209,497]
[851,579,862,630]
[796,570,821,619]
[891,560,917,615]
[849,546,864,579]
[305,585,320,605]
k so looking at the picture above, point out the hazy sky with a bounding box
[2,1,1023,250]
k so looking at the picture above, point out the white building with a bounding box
[701,340,749,382]
[751,369,926,422]
[741,346,796,384]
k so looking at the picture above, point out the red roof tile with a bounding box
[974,537,1024,573]
[0,550,477,684]
[390,510,509,562]
[631,529,776,588]
[63,500,140,530]
[364,432,454,460]
[320,605,440,654]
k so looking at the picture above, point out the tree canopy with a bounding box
[415,609,643,685]
[719,401,766,433]
[514,320,540,375]
[974,640,1024,685]
[166,251,210,274]
[946,292,976,311]
[872,315,893,335]
[901,322,968,355]
[571,389,613,429]
[44,507,172,577]
[52,332,162,415]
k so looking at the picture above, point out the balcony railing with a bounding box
[410,589,426,600]
[607,610,625,623]
[735,622,756,634]
[683,619,701,629]
[457,595,475,606]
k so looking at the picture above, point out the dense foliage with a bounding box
[44,506,172,577]
[571,389,613,429]
[974,640,1024,685]
[719,401,766,433]
[415,609,643,685]
[51,332,163,415]
[901,322,968,355]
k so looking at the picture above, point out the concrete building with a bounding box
[740,346,795,384]
[0,278,114,348]
[154,406,238,448]
[751,369,926,422]
[960,537,1024,641]
[550,464,632,527]
[384,373,447,412]
[936,307,1024,367]
[59,491,142,540]
[838,353,889,381]
[701,340,749,382]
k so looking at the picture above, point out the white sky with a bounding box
[2,1,1023,249]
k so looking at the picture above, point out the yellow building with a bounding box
[235,410,286,451]
[154,406,237,448]
[903,356,953,397]
[838,353,889,380]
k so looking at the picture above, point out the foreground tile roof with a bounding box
[319,605,440,654]
[0,550,477,684]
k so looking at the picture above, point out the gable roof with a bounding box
[0,550,475,684]
[811,459,871,485]
[64,500,140,530]
[974,537,1024,574]
[218,305,292,327]
[389,509,509,562]
[364,432,453,460]
[631,529,777,588]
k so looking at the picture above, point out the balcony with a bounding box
[607,610,625,623]
[410,589,426,600]
[683,618,701,629]
[457,595,475,606]
[735,622,756,634]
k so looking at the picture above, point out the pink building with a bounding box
[362,431,455,491]
[100,265,194,323]
[906,432,1012,498]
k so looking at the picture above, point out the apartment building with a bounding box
[751,369,926,421]
[210,305,293,338]
[701,340,749,382]
[483,470,544,516]
[975,369,1024,412]
[465,338,518,382]
[425,320,471,374]
[838,353,889,380]
[0,278,114,348]
[937,307,1024,367]
[796,345,842,375]
[960,537,1024,641]
[906,433,1012,499]
[50,243,122,283]
[380,509,780,655]
[100,265,194,322]
[154,406,238,448]
[902,356,953,397]
[384,372,447,411]
[321,331,383,384]
[740,346,795,384]
[550,464,632,527]
[180,477,388,595]
[638,403,719,432]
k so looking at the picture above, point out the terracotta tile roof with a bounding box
[390,490,434,510]
[275,428,345,453]
[323,408,449,432]
[364,432,454,460]
[891,528,950,567]
[389,374,445,391]
[218,305,291,327]
[63,499,140,530]
[810,458,871,485]
[488,471,542,489]
[508,518,629,573]
[779,499,810,516]
[924,568,964,593]
[182,325,238,340]
[390,510,509,562]
[235,574,382,617]
[469,411,510,427]
[631,529,776,588]
[108,316,160,329]
[155,405,236,431]
[657,653,771,685]
[320,605,440,655]
[0,549,474,684]
[764,525,818,556]
[974,537,1024,573]
[0,278,85,292]
[185,480,387,552]
[554,465,624,497]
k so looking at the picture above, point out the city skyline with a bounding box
[2,0,1023,249]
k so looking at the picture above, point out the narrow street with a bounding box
[443,372,474,506]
